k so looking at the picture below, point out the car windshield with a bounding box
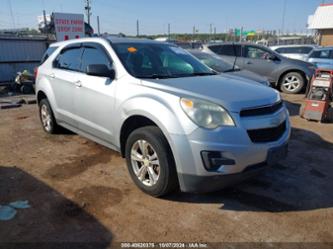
[111,42,215,79]
[191,52,236,73]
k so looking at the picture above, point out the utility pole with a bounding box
[209,23,213,42]
[239,26,243,42]
[279,0,287,45]
[193,25,196,41]
[84,0,92,25]
[214,27,216,41]
[168,23,171,41]
[97,15,100,36]
[43,10,47,27]
[136,20,140,37]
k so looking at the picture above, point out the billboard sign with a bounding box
[53,12,85,41]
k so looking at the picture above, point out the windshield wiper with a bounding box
[184,72,217,77]
[138,74,174,79]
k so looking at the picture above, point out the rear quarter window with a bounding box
[41,46,58,64]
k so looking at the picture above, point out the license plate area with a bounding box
[267,143,288,166]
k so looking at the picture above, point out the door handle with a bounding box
[75,80,82,87]
[49,73,55,78]
[246,61,252,65]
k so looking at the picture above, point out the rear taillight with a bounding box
[34,67,38,79]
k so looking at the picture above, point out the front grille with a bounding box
[240,101,283,117]
[247,121,286,143]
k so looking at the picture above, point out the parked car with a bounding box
[307,47,333,69]
[188,49,270,86]
[270,45,317,61]
[203,43,316,94]
[36,37,290,196]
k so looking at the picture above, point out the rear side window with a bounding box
[80,47,113,73]
[209,44,240,56]
[276,47,313,54]
[41,46,58,64]
[309,50,332,59]
[54,47,82,71]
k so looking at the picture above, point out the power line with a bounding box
[7,0,16,28]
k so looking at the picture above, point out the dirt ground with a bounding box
[0,93,333,248]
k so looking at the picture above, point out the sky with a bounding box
[0,0,327,35]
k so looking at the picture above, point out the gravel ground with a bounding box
[0,93,332,248]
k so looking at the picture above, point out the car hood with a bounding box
[142,75,280,113]
[225,69,269,86]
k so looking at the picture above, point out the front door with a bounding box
[242,45,281,82]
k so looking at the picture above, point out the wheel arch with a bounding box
[119,115,159,157]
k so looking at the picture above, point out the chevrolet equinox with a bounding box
[36,37,290,196]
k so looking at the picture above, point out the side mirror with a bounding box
[266,54,278,61]
[86,64,115,79]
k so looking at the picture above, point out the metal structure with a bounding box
[0,36,48,84]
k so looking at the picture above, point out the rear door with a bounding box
[208,44,239,65]
[74,42,117,143]
[51,44,83,127]
[242,45,281,81]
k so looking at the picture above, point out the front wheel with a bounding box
[280,72,305,94]
[125,126,178,197]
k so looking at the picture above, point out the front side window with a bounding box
[80,47,113,73]
[112,42,214,78]
[245,46,270,60]
[54,47,82,71]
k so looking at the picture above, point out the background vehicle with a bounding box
[270,45,317,61]
[189,50,270,87]
[307,47,333,69]
[203,42,316,94]
[36,37,290,197]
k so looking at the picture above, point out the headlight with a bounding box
[180,98,235,129]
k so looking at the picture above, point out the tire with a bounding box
[280,72,305,94]
[299,103,305,118]
[125,126,178,197]
[326,107,333,123]
[39,98,60,134]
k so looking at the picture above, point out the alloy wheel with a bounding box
[40,105,52,132]
[282,75,301,92]
[130,139,160,187]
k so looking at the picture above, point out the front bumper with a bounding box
[170,107,291,193]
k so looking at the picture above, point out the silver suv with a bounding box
[36,37,290,196]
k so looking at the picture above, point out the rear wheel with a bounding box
[280,72,305,94]
[39,99,59,134]
[125,126,178,197]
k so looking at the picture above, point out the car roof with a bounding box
[271,44,316,48]
[312,46,333,51]
[48,36,166,48]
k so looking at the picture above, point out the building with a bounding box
[308,3,333,46]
